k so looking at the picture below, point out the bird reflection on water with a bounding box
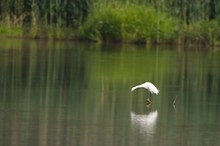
[130,110,158,135]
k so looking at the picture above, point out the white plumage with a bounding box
[131,82,159,95]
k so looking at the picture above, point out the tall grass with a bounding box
[181,20,220,46]
[0,0,219,46]
[80,2,178,43]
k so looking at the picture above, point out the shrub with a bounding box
[183,20,220,46]
[80,2,178,43]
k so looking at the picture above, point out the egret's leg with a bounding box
[146,98,152,105]
[147,93,152,103]
[146,93,152,107]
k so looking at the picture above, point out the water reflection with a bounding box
[0,39,220,146]
[131,110,158,134]
[130,109,158,145]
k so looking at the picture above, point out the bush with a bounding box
[80,2,178,43]
[183,20,220,46]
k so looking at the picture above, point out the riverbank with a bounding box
[0,2,220,47]
[0,22,219,47]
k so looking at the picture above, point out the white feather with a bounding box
[131,82,159,95]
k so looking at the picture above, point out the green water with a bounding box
[0,39,220,146]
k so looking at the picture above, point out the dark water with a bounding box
[0,39,220,146]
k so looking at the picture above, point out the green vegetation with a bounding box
[80,3,177,43]
[181,20,220,46]
[0,0,220,46]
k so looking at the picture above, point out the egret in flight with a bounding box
[131,82,159,104]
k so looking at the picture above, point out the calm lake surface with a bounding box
[0,39,220,146]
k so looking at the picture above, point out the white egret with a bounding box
[131,82,159,104]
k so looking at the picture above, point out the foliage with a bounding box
[182,20,220,46]
[80,2,177,43]
[0,25,23,37]
[0,0,220,45]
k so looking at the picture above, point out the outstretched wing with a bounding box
[131,85,144,92]
[131,82,159,95]
[145,82,159,95]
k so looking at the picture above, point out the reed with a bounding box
[80,2,177,43]
[181,20,220,46]
[0,0,220,46]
